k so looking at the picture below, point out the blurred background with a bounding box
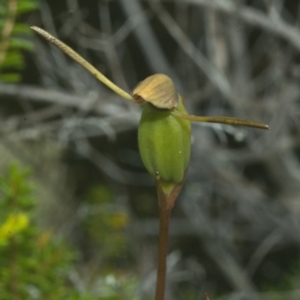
[1,0,300,299]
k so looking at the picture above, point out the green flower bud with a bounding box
[138,96,191,185]
[31,26,269,207]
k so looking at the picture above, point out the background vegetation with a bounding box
[1,0,300,299]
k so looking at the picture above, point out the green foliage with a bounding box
[17,0,37,14]
[0,164,94,300]
[0,0,38,82]
[0,164,141,300]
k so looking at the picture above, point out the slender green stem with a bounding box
[31,26,134,102]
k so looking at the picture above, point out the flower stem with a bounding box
[155,203,172,300]
[155,175,186,300]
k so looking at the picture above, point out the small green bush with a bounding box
[0,164,94,300]
[0,164,142,300]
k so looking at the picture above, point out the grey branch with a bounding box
[162,0,300,51]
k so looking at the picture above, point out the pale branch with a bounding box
[161,0,300,51]
[0,82,121,114]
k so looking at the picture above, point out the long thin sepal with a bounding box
[172,111,269,130]
[31,26,133,102]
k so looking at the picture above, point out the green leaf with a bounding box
[12,24,32,35]
[0,73,21,82]
[2,52,24,68]
[0,5,7,16]
[9,38,34,51]
[17,1,38,14]
[0,20,5,29]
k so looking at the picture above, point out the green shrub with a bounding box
[0,164,94,300]
[0,164,142,300]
